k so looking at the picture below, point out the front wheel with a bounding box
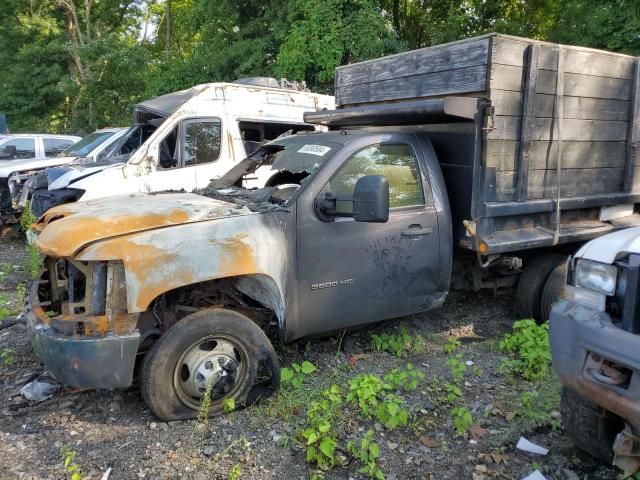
[140,308,279,421]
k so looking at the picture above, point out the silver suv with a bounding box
[0,134,81,161]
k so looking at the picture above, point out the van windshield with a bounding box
[205,135,342,207]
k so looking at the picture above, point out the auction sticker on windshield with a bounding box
[298,145,331,156]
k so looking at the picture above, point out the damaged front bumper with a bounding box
[550,299,640,470]
[27,260,141,389]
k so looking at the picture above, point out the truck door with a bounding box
[296,134,441,337]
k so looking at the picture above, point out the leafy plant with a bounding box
[383,363,424,391]
[60,445,83,480]
[370,328,424,358]
[451,406,473,436]
[25,243,43,279]
[375,393,408,430]
[281,360,317,389]
[347,430,384,480]
[0,293,11,321]
[444,337,462,354]
[228,464,242,480]
[20,201,38,233]
[1,348,15,366]
[347,374,408,430]
[223,398,236,413]
[444,383,462,404]
[500,320,551,381]
[446,354,467,382]
[301,385,342,472]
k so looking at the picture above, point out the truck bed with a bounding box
[310,34,640,254]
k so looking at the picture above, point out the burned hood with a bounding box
[35,192,252,257]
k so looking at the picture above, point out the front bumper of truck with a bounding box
[550,299,640,426]
[27,261,140,389]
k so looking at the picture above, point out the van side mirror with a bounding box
[0,145,16,160]
[315,175,389,223]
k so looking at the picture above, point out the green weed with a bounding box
[370,328,424,357]
[1,347,15,366]
[20,201,37,233]
[301,385,342,473]
[228,464,242,480]
[25,243,43,279]
[223,398,236,413]
[281,360,317,388]
[443,337,462,354]
[451,406,473,436]
[60,445,83,480]
[347,430,384,480]
[446,354,467,382]
[444,383,462,404]
[347,374,408,430]
[383,363,424,391]
[499,320,551,381]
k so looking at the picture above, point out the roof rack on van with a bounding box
[233,77,309,92]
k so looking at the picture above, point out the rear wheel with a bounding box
[561,387,623,464]
[540,262,567,322]
[516,253,566,322]
[140,308,279,421]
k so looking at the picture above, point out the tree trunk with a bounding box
[165,0,172,56]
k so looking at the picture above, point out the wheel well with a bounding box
[142,275,285,340]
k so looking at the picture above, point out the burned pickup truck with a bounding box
[28,34,640,420]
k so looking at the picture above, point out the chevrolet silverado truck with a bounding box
[550,227,640,472]
[27,34,640,420]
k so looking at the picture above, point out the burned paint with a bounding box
[35,192,251,257]
[58,206,291,313]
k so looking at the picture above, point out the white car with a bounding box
[0,133,81,224]
[46,78,334,205]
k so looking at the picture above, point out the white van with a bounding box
[47,78,334,203]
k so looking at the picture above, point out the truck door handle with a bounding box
[401,225,433,236]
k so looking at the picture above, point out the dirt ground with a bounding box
[0,236,622,480]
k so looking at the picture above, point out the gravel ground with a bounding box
[0,236,622,480]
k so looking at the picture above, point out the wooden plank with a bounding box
[336,38,490,88]
[491,90,630,120]
[516,44,540,200]
[496,167,626,200]
[336,65,487,106]
[491,64,633,99]
[489,116,629,141]
[624,59,640,191]
[485,140,628,170]
[492,35,635,79]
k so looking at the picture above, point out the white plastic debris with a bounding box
[465,360,475,366]
[516,437,549,455]
[522,470,547,480]
[19,380,59,402]
[100,467,112,480]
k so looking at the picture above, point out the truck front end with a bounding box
[28,257,140,389]
[550,226,640,471]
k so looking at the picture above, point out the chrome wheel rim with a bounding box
[173,335,247,410]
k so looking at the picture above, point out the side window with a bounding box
[159,126,179,169]
[3,138,36,159]
[326,144,425,213]
[44,138,74,156]
[183,119,221,166]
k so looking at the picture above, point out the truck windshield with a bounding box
[61,131,117,158]
[205,135,342,207]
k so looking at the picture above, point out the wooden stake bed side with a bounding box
[335,33,640,203]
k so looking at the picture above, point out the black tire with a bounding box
[561,387,623,465]
[516,253,566,322]
[540,262,567,322]
[140,308,279,421]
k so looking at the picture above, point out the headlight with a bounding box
[575,259,617,295]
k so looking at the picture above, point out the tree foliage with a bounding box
[0,0,638,134]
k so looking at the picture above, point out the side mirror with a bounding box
[314,174,389,223]
[352,175,389,223]
[0,145,16,160]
